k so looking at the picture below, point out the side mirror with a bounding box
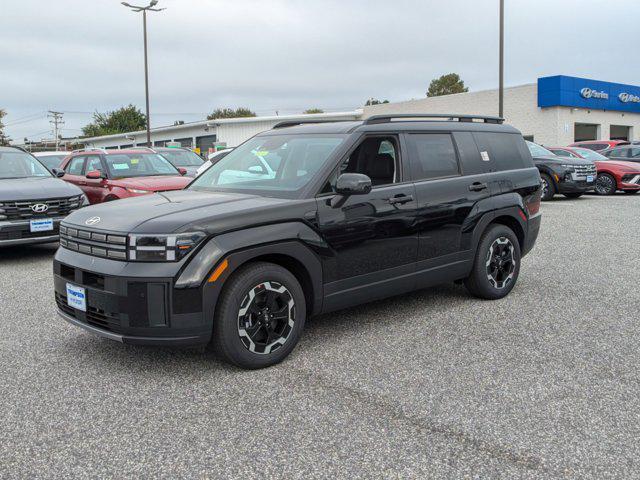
[330,173,372,208]
[86,170,105,180]
[178,167,188,176]
[335,173,372,196]
[52,168,65,178]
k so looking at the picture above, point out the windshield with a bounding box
[104,153,180,178]
[526,141,554,157]
[36,155,67,170]
[190,134,345,197]
[159,149,204,167]
[0,151,52,179]
[571,148,607,161]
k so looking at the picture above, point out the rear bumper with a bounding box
[522,213,541,257]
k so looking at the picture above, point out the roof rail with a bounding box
[364,114,504,125]
[272,119,357,130]
[127,146,156,152]
[71,147,109,154]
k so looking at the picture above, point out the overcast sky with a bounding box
[1,0,638,142]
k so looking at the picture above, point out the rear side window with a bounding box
[473,132,527,171]
[407,134,459,180]
[581,143,606,151]
[66,156,85,175]
[609,148,629,158]
[631,148,640,158]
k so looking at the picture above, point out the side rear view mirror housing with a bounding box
[52,168,65,178]
[178,167,188,176]
[86,170,105,180]
[330,173,372,208]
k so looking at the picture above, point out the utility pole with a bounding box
[121,1,166,146]
[498,0,504,118]
[48,110,64,150]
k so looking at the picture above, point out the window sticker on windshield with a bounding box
[130,158,140,165]
[480,151,490,162]
[113,163,129,170]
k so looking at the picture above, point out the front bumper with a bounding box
[557,178,595,194]
[0,217,65,246]
[53,247,218,346]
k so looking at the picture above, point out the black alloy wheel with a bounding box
[485,237,517,290]
[540,173,555,201]
[595,173,617,195]
[212,262,306,369]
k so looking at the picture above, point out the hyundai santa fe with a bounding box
[53,115,542,369]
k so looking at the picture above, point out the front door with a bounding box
[63,156,87,190]
[315,135,419,311]
[82,155,107,204]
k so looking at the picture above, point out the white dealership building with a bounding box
[78,75,640,152]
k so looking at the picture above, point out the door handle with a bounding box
[468,182,488,192]
[388,194,414,205]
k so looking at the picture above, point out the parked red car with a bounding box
[568,140,630,152]
[548,146,640,195]
[59,148,192,204]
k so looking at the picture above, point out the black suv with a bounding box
[526,141,596,200]
[53,115,541,369]
[0,146,87,247]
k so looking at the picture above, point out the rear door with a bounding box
[405,132,492,281]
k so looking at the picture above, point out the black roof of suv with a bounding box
[54,115,542,368]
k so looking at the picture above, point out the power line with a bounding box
[48,111,65,150]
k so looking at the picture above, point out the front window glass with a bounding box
[526,141,554,157]
[0,151,52,179]
[159,149,204,167]
[190,134,345,197]
[571,148,607,160]
[103,153,179,178]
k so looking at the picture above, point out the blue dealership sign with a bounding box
[538,75,640,113]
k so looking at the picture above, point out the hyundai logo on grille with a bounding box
[85,216,101,226]
[31,203,49,213]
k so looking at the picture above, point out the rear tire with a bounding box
[595,173,617,195]
[464,224,521,300]
[563,193,583,199]
[540,173,556,201]
[212,262,306,369]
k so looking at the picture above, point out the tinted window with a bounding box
[581,143,606,151]
[66,156,85,175]
[453,132,484,175]
[0,151,52,179]
[631,148,640,158]
[551,149,572,157]
[473,133,526,171]
[408,134,459,180]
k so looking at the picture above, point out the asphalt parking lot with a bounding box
[1,194,639,479]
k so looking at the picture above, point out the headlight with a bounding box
[128,232,206,262]
[126,188,152,194]
[80,194,90,206]
[561,164,576,172]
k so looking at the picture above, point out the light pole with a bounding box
[498,0,504,118]
[121,0,165,146]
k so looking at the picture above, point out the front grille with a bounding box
[573,164,597,176]
[55,292,123,333]
[59,224,128,260]
[2,196,82,220]
[0,226,59,241]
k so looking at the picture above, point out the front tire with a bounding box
[563,193,583,199]
[212,262,306,369]
[595,173,617,195]
[464,224,521,300]
[540,173,556,201]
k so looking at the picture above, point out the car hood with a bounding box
[61,189,293,234]
[533,155,592,165]
[595,160,640,171]
[112,175,192,191]
[0,176,83,201]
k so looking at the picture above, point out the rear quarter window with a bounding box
[473,132,530,171]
